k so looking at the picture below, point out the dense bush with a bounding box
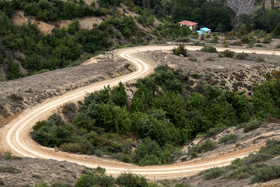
[235,52,249,60]
[243,121,262,133]
[188,140,217,158]
[172,44,188,57]
[75,171,114,187]
[116,173,148,186]
[202,167,224,180]
[200,46,217,53]
[218,134,238,144]
[222,50,235,58]
[251,165,280,184]
[133,138,163,166]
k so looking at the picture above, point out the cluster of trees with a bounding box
[0,0,193,80]
[132,0,236,32]
[237,9,280,35]
[31,66,280,166]
[0,12,110,79]
[0,0,103,21]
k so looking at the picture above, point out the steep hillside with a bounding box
[0,0,191,81]
[226,0,280,15]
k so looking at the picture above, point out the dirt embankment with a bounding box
[140,50,280,95]
[0,53,134,127]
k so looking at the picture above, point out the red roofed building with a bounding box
[179,20,198,31]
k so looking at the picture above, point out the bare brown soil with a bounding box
[141,48,280,95]
[11,10,104,34]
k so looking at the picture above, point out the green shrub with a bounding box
[243,121,262,133]
[0,152,22,160]
[204,126,227,138]
[259,139,280,156]
[189,140,217,157]
[188,57,197,61]
[226,166,253,179]
[59,143,89,154]
[255,44,263,47]
[251,165,280,184]
[172,44,188,57]
[200,46,217,53]
[262,37,272,44]
[75,171,114,187]
[256,56,265,62]
[0,166,21,174]
[62,102,77,121]
[116,173,148,187]
[218,134,238,144]
[202,167,224,180]
[0,178,4,185]
[228,158,243,170]
[51,182,70,187]
[133,138,163,166]
[175,183,190,187]
[243,153,273,165]
[32,174,42,179]
[222,50,235,58]
[276,44,280,48]
[235,52,248,60]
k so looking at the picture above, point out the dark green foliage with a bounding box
[31,68,280,166]
[253,9,280,33]
[0,178,3,186]
[59,143,89,154]
[243,121,262,133]
[175,183,190,187]
[243,153,273,165]
[235,52,249,60]
[7,62,25,79]
[133,138,163,166]
[218,134,238,144]
[226,165,254,179]
[156,21,191,39]
[222,50,235,58]
[252,78,280,119]
[251,165,280,184]
[202,167,224,180]
[22,0,100,21]
[111,82,127,107]
[200,46,217,53]
[188,140,217,158]
[116,173,148,187]
[172,44,188,57]
[75,171,114,187]
[0,166,21,174]
[259,139,280,156]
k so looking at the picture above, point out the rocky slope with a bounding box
[225,0,280,15]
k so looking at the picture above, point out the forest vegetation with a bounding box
[0,0,280,80]
[31,66,280,166]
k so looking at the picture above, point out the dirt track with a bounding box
[1,45,280,180]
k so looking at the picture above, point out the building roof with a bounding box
[197,30,204,35]
[200,27,211,32]
[179,20,198,26]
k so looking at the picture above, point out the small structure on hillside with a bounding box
[197,27,211,37]
[179,20,198,31]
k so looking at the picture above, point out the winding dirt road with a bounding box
[1,45,280,179]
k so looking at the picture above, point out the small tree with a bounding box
[172,44,188,57]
